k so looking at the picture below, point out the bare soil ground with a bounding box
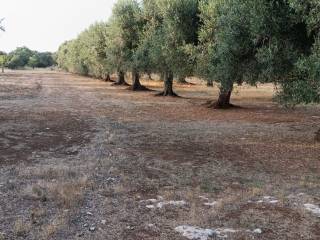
[0,70,319,240]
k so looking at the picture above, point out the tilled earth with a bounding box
[0,70,319,240]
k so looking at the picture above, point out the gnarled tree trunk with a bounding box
[157,72,178,96]
[130,70,149,91]
[105,73,113,82]
[214,90,232,108]
[207,80,214,87]
[113,71,129,86]
[208,85,236,109]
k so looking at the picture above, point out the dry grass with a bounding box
[1,70,319,240]
[13,219,31,238]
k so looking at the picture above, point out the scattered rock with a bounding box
[142,197,187,209]
[199,195,218,207]
[199,196,209,201]
[86,211,93,216]
[304,203,320,217]
[253,228,262,234]
[101,220,107,225]
[126,226,135,230]
[175,225,215,240]
[156,200,186,208]
[89,226,96,232]
[176,225,263,239]
[143,199,157,204]
[249,196,279,204]
[215,228,239,238]
[204,202,217,207]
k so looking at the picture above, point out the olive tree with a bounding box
[199,0,319,108]
[109,0,150,90]
[140,0,199,96]
[0,52,6,73]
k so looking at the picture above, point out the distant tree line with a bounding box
[0,18,5,32]
[0,47,55,70]
[56,0,320,107]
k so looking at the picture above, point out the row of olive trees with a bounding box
[57,0,320,108]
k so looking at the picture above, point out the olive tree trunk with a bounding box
[208,84,235,109]
[157,72,177,96]
[105,73,113,82]
[113,71,129,86]
[214,90,233,108]
[207,80,214,87]
[130,70,149,91]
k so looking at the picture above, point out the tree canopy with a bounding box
[56,0,320,107]
[5,47,55,69]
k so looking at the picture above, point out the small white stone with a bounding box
[204,202,217,207]
[304,203,320,217]
[86,211,93,216]
[253,228,262,234]
[199,196,209,201]
[101,220,107,225]
[146,205,155,209]
[89,227,96,232]
[175,225,215,240]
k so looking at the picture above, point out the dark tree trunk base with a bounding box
[315,129,320,142]
[155,91,179,97]
[205,89,240,109]
[128,71,150,91]
[104,74,115,82]
[205,100,239,109]
[207,81,214,87]
[112,71,129,86]
[112,81,130,86]
[128,84,151,91]
[156,72,178,97]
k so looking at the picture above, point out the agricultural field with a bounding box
[0,70,319,240]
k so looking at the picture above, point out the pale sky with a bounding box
[0,0,117,53]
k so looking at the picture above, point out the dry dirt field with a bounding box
[0,70,319,240]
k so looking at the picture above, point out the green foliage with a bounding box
[144,0,199,76]
[105,0,143,74]
[277,38,320,106]
[0,52,7,71]
[57,22,110,78]
[28,55,39,69]
[6,47,54,69]
[56,0,320,105]
[198,0,320,105]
